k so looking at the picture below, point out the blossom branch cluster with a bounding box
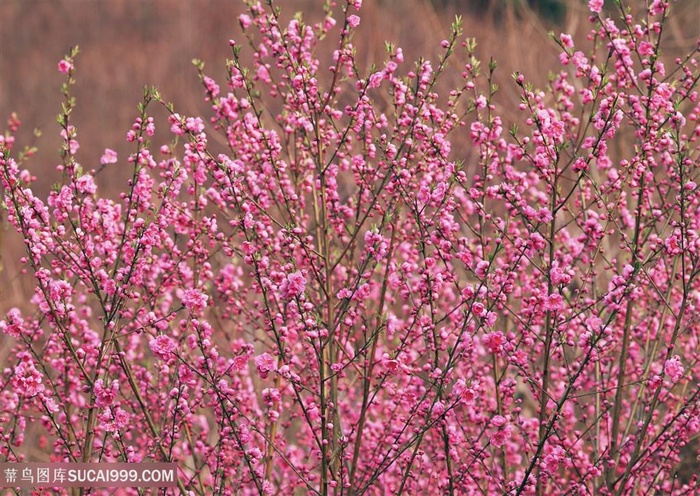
[1,0,699,494]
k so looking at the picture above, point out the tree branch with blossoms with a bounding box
[1,0,699,494]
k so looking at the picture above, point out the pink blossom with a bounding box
[336,288,353,299]
[1,1,699,491]
[149,334,177,360]
[57,59,72,74]
[102,407,130,433]
[560,33,574,49]
[544,293,564,312]
[588,0,603,13]
[232,354,249,372]
[239,14,252,29]
[453,379,478,405]
[382,353,400,374]
[461,285,475,300]
[255,353,276,379]
[649,0,666,16]
[664,234,682,255]
[536,208,553,223]
[475,260,490,278]
[542,446,566,474]
[0,308,24,337]
[168,113,185,135]
[664,356,684,384]
[550,266,572,286]
[100,148,118,164]
[280,271,306,300]
[257,65,271,83]
[12,357,44,397]
[638,41,655,57]
[262,387,281,407]
[184,116,204,133]
[60,126,80,154]
[368,72,383,88]
[364,230,388,261]
[483,332,506,354]
[94,379,118,408]
[75,174,97,194]
[181,288,209,313]
[113,408,130,430]
[203,76,220,97]
[489,415,513,447]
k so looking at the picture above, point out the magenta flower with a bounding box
[232,354,249,372]
[382,353,400,374]
[472,301,486,317]
[2,2,699,493]
[94,379,118,408]
[255,353,276,379]
[181,288,209,314]
[544,293,564,312]
[57,58,73,74]
[239,14,252,29]
[664,356,684,384]
[280,271,306,300]
[542,446,567,474]
[489,415,513,447]
[588,0,603,13]
[560,33,574,49]
[0,308,24,337]
[75,174,97,194]
[100,148,118,165]
[11,356,44,398]
[149,334,177,360]
[453,379,478,405]
[483,331,506,354]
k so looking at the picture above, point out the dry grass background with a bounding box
[0,0,697,318]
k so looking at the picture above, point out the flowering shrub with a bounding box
[1,0,699,494]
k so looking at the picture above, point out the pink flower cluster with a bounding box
[0,0,699,494]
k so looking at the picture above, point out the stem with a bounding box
[348,222,397,493]
[264,358,284,481]
[492,354,508,480]
[442,423,456,496]
[607,145,647,491]
[535,158,559,496]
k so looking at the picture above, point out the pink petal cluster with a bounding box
[279,271,307,300]
[255,353,276,379]
[181,288,209,314]
[149,334,177,360]
[588,0,604,14]
[1,2,699,494]
[664,356,684,384]
[100,148,118,164]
